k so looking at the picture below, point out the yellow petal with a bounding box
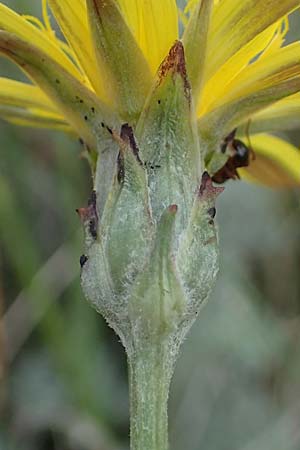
[239,134,300,187]
[198,20,282,115]
[198,42,300,142]
[118,0,179,74]
[0,105,72,131]
[0,77,70,130]
[183,0,214,99]
[47,0,107,100]
[0,3,81,80]
[0,76,57,111]
[0,31,119,149]
[247,93,300,133]
[205,0,299,79]
[211,43,300,107]
[87,0,152,120]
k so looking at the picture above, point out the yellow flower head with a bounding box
[0,0,300,186]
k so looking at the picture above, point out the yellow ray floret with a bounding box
[0,3,81,80]
[0,107,71,131]
[0,31,119,149]
[205,0,299,80]
[0,77,59,112]
[0,77,70,131]
[239,134,300,187]
[198,20,284,114]
[118,0,179,74]
[198,41,300,139]
[0,0,300,192]
[249,93,300,133]
[47,0,106,98]
[87,0,152,120]
[219,42,300,106]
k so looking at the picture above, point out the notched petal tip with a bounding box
[158,40,191,101]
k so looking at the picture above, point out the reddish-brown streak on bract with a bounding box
[88,190,97,208]
[157,41,191,103]
[117,151,125,183]
[77,191,99,239]
[199,172,224,199]
[120,123,143,166]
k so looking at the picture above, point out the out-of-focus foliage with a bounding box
[1,2,300,450]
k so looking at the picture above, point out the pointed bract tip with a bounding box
[199,172,224,199]
[168,204,178,214]
[76,207,89,221]
[158,41,190,99]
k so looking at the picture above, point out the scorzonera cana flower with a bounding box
[1,1,300,449]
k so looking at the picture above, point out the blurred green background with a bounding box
[1,1,300,450]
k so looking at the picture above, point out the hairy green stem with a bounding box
[128,338,176,450]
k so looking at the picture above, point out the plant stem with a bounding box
[128,338,176,450]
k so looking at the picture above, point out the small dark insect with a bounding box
[89,219,98,239]
[144,161,161,170]
[208,207,216,219]
[80,255,88,268]
[212,132,254,184]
